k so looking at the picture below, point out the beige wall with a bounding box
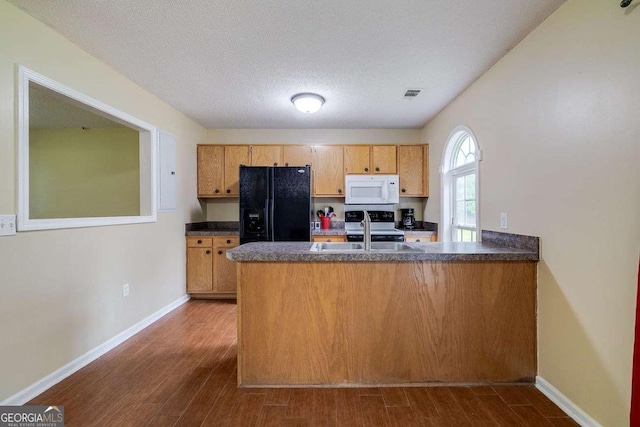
[0,1,206,401]
[30,127,140,218]
[421,1,640,425]
[204,129,426,222]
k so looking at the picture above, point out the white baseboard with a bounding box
[536,376,602,427]
[1,295,190,406]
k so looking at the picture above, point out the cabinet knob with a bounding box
[218,250,223,255]
[416,239,421,242]
[401,188,406,193]
[215,189,220,194]
[375,167,380,172]
[205,250,211,254]
[226,189,231,194]
[327,239,332,242]
[226,239,231,244]
[364,167,369,172]
[197,239,202,244]
[285,162,289,166]
[273,162,278,166]
[338,189,342,194]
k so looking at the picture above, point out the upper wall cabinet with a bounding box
[197,145,250,197]
[371,146,397,174]
[197,144,428,199]
[398,145,429,196]
[312,145,345,197]
[250,145,283,166]
[283,145,313,167]
[344,145,397,174]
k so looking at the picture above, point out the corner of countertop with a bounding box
[481,230,539,259]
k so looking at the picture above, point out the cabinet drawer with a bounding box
[187,237,213,248]
[214,236,239,247]
[312,235,347,243]
[405,235,437,243]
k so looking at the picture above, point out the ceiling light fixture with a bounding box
[291,93,325,113]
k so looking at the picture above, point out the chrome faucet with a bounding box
[361,210,372,251]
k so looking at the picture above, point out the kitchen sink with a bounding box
[310,242,364,251]
[310,242,424,253]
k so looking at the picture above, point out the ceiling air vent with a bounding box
[403,89,422,99]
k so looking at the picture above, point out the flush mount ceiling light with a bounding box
[291,93,325,113]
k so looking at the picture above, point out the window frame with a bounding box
[441,126,481,242]
[17,65,158,231]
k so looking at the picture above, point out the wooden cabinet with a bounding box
[197,145,224,197]
[186,235,239,296]
[405,234,437,243]
[212,237,239,293]
[398,145,429,196]
[197,145,249,197]
[283,145,313,167]
[223,146,250,196]
[371,146,397,174]
[197,143,427,199]
[186,237,213,292]
[311,235,347,243]
[312,145,344,197]
[344,145,397,174]
[251,145,283,166]
[344,146,370,174]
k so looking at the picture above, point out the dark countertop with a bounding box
[227,230,539,263]
[186,221,240,236]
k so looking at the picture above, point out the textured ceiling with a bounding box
[11,0,565,129]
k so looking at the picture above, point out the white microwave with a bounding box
[344,174,400,204]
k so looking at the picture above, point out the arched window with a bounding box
[441,126,481,242]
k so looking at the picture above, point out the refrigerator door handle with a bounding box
[269,198,275,241]
[264,198,270,241]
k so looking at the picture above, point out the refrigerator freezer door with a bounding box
[239,166,270,243]
[271,166,311,241]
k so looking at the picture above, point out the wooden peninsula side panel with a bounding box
[237,261,536,386]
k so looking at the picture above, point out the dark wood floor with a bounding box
[29,300,577,426]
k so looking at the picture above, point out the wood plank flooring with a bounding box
[28,300,577,426]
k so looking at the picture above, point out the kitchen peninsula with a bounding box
[227,231,539,387]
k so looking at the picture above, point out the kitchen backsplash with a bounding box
[205,197,428,223]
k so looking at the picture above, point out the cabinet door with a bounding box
[372,146,397,174]
[398,145,429,196]
[251,145,283,166]
[213,237,239,293]
[313,146,345,197]
[197,145,225,197]
[283,145,313,167]
[187,247,213,292]
[224,146,250,196]
[344,146,370,174]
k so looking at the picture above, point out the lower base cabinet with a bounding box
[186,235,239,297]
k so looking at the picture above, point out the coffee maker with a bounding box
[401,208,416,229]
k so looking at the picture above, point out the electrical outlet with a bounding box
[314,221,320,230]
[123,283,130,297]
[0,215,17,236]
[500,213,508,229]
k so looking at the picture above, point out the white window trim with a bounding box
[441,125,481,242]
[17,65,158,231]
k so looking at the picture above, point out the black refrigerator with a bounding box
[239,165,311,244]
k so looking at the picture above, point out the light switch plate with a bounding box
[0,215,17,236]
